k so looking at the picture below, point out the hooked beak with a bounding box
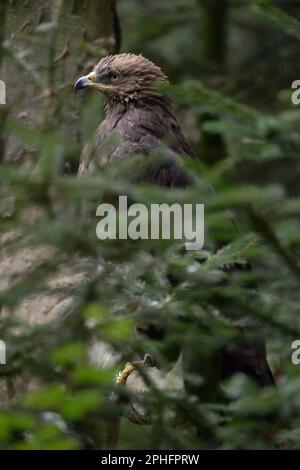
[74,72,95,92]
[74,71,114,93]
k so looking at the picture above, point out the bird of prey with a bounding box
[74,53,274,389]
[75,53,192,186]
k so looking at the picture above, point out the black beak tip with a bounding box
[74,76,89,94]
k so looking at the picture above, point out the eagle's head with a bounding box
[74,53,168,103]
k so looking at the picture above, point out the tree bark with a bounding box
[0,0,122,411]
[0,0,7,162]
[1,0,121,164]
[74,0,121,66]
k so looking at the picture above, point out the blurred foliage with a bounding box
[1,0,300,450]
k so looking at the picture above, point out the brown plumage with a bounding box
[75,53,192,186]
[74,53,274,388]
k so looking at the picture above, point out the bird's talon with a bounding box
[116,362,135,385]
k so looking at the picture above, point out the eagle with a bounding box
[74,53,274,393]
[74,53,192,186]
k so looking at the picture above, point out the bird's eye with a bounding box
[110,72,119,81]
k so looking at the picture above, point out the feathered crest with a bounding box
[94,53,168,82]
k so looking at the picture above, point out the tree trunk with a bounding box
[0,0,122,410]
[199,0,228,69]
[1,0,121,164]
[0,0,7,162]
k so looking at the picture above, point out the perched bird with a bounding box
[75,53,192,186]
[74,53,274,389]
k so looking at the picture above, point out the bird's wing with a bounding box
[78,101,194,178]
[118,104,192,156]
[78,140,96,176]
[103,105,194,187]
[78,122,121,176]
